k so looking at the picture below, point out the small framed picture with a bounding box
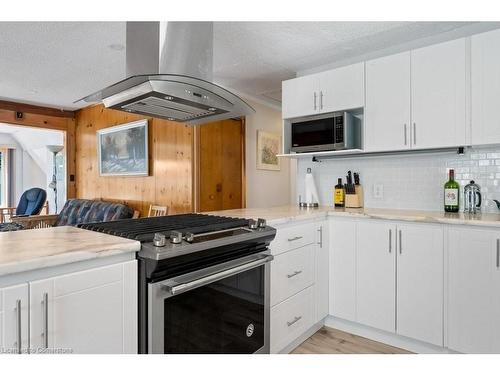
[97,119,149,177]
[256,130,281,171]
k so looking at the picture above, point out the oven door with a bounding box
[148,252,272,354]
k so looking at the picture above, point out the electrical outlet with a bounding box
[373,184,384,199]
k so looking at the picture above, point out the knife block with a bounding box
[345,185,364,208]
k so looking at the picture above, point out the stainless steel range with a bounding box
[80,213,275,354]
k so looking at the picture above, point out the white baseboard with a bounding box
[324,316,457,354]
[278,320,324,354]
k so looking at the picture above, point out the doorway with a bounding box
[195,118,245,212]
[0,123,66,213]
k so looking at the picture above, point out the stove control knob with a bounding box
[153,233,166,247]
[185,232,195,243]
[248,219,258,230]
[170,231,183,244]
[257,218,267,228]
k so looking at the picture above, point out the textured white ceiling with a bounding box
[0,21,499,110]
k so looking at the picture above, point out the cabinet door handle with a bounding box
[317,226,323,248]
[287,270,303,279]
[287,316,302,327]
[496,239,499,269]
[287,236,303,242]
[16,299,22,354]
[42,292,49,349]
[319,91,323,110]
[404,124,407,145]
[413,123,417,145]
[399,230,402,254]
[389,229,392,253]
[313,92,317,111]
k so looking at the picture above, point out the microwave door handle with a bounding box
[157,253,273,296]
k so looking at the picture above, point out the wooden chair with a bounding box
[148,205,168,217]
[0,201,49,223]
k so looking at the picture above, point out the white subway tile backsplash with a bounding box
[296,146,500,213]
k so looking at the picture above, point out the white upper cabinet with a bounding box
[365,52,411,152]
[411,38,467,149]
[356,220,396,333]
[471,28,500,145]
[282,74,321,119]
[396,223,443,346]
[282,63,364,119]
[319,63,365,114]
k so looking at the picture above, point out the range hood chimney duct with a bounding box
[77,22,254,125]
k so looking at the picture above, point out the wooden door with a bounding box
[411,38,467,149]
[356,220,396,332]
[472,28,500,146]
[396,223,443,346]
[365,52,411,152]
[198,118,245,212]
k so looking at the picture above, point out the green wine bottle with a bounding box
[444,169,460,213]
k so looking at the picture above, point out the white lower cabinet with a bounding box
[396,223,443,346]
[29,261,137,354]
[270,286,314,353]
[356,220,396,332]
[330,218,444,348]
[0,260,137,354]
[329,218,356,321]
[0,283,29,353]
[269,220,327,353]
[447,227,500,353]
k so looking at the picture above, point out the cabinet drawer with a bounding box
[270,285,314,353]
[271,245,314,306]
[269,223,316,255]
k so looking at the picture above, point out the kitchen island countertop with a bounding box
[0,226,140,277]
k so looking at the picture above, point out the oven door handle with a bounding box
[157,253,274,296]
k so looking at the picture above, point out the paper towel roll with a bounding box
[304,168,320,205]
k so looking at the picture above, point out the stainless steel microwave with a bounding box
[290,112,361,153]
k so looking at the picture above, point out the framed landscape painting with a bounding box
[256,130,281,171]
[97,119,149,176]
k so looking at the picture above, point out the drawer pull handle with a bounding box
[287,316,302,327]
[287,270,302,278]
[287,236,303,242]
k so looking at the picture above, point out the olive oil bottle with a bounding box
[334,178,345,208]
[444,169,460,213]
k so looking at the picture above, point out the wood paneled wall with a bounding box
[75,105,193,216]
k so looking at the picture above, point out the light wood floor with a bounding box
[291,326,413,354]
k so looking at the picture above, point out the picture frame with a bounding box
[97,119,149,177]
[256,130,281,171]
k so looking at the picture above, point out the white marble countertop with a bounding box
[0,226,140,277]
[208,206,500,228]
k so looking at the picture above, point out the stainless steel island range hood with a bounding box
[78,22,254,125]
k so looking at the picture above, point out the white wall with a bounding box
[0,133,46,206]
[296,145,500,213]
[244,98,291,208]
